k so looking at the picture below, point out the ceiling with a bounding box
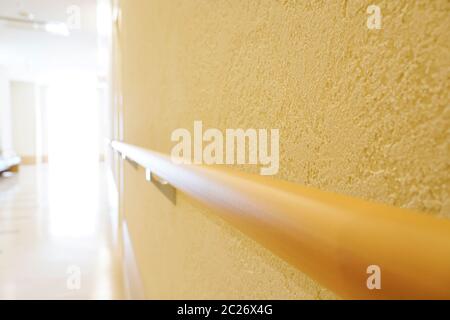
[0,0,105,82]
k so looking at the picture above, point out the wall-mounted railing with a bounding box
[111,140,450,299]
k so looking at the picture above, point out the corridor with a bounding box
[0,164,124,299]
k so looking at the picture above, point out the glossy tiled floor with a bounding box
[0,164,124,299]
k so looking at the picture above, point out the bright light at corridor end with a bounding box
[44,22,70,36]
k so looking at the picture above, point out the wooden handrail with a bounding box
[111,140,450,299]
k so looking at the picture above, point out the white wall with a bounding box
[32,85,49,161]
[10,81,37,158]
[0,67,13,155]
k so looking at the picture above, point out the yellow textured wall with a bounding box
[116,0,450,299]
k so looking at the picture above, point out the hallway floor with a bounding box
[0,163,124,299]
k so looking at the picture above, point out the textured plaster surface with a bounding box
[117,0,450,299]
